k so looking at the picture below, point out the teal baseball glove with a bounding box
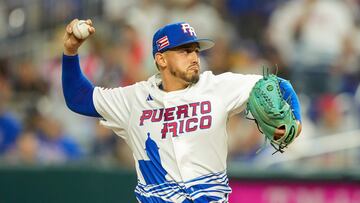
[246,73,298,154]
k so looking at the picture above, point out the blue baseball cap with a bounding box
[152,22,215,58]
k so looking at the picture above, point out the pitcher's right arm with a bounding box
[62,19,100,117]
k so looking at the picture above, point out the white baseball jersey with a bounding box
[93,71,261,203]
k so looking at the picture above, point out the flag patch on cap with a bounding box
[156,36,170,50]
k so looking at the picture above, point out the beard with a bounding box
[169,66,200,84]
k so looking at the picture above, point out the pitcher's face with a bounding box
[164,43,201,84]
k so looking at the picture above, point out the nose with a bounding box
[189,51,199,65]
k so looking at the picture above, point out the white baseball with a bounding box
[72,20,90,39]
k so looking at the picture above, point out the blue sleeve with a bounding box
[62,54,101,117]
[277,77,302,122]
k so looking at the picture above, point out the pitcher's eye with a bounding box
[185,48,200,54]
[186,48,193,53]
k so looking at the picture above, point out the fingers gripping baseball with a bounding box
[63,19,95,56]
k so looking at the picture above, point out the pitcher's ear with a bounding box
[155,53,166,70]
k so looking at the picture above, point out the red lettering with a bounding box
[164,107,176,121]
[201,101,211,114]
[161,123,168,138]
[176,105,189,119]
[151,109,164,122]
[168,122,178,137]
[179,120,184,134]
[161,122,178,138]
[186,118,198,132]
[189,102,200,116]
[140,110,152,125]
[143,101,212,138]
[200,115,212,129]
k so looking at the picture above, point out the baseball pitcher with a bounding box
[62,19,302,203]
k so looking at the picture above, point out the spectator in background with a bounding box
[115,24,147,86]
[224,0,282,43]
[125,0,166,57]
[13,60,48,96]
[91,121,134,168]
[0,2,7,39]
[314,93,359,135]
[267,0,356,100]
[227,114,265,164]
[315,94,344,135]
[355,85,360,130]
[206,37,232,75]
[0,85,21,154]
[123,0,167,75]
[5,130,40,165]
[29,110,82,164]
[340,0,360,95]
[41,0,82,29]
[94,24,147,88]
[103,0,137,23]
[303,93,360,169]
[167,0,225,40]
[12,60,48,121]
[91,123,118,165]
[0,60,21,155]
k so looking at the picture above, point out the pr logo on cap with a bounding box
[152,22,215,57]
[181,23,196,36]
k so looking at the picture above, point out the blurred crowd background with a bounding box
[0,0,360,172]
